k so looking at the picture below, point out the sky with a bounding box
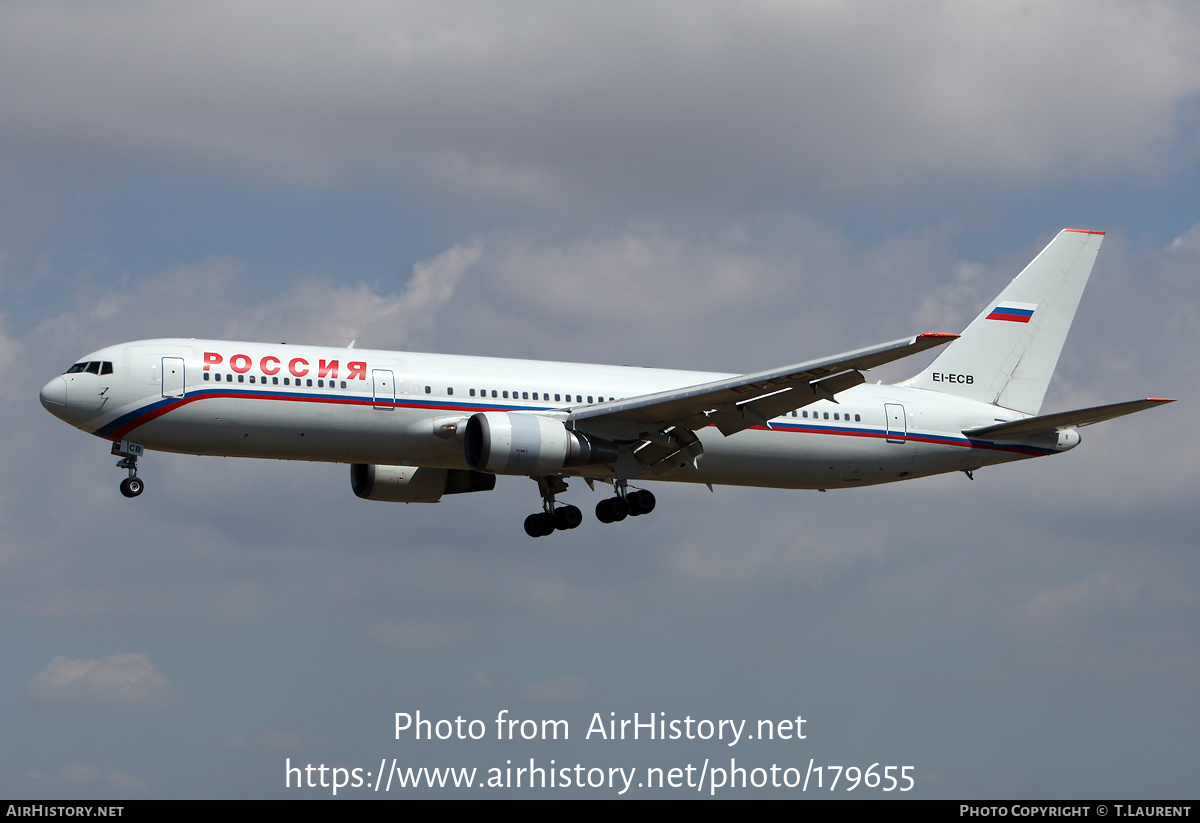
[2,0,1198,799]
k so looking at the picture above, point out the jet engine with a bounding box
[464,412,619,475]
[350,464,495,503]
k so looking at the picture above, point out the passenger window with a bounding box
[250,375,256,384]
[306,379,313,387]
[447,387,453,395]
[491,390,497,398]
[854,414,860,421]
[425,386,431,394]
[204,373,211,381]
[339,381,345,388]
[555,394,561,402]
[522,392,528,400]
[238,374,245,383]
[470,389,476,397]
[503,391,509,399]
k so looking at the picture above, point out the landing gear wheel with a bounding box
[627,489,655,516]
[595,499,614,523]
[524,515,539,538]
[120,476,144,498]
[524,512,555,538]
[554,505,583,531]
[609,497,628,521]
[595,497,628,523]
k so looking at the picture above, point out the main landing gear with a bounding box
[595,483,655,523]
[524,477,583,538]
[524,477,656,537]
[112,440,145,498]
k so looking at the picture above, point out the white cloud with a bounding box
[27,653,186,713]
[365,619,477,652]
[1,2,1197,206]
[232,238,482,349]
[387,237,484,341]
[0,314,25,401]
[460,670,499,693]
[1167,223,1200,252]
[1025,571,1145,621]
[519,674,591,703]
[25,239,481,366]
[26,763,151,797]
[912,261,990,332]
[223,729,327,751]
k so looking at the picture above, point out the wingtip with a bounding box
[1147,397,1176,403]
[918,332,960,340]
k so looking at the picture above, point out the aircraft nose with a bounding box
[40,376,67,411]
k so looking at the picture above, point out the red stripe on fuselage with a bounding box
[108,390,1051,458]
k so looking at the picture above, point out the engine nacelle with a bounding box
[350,464,496,503]
[464,412,619,475]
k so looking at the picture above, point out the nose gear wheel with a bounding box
[112,441,146,498]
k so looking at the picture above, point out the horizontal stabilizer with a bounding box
[963,398,1174,439]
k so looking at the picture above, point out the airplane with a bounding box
[40,228,1172,537]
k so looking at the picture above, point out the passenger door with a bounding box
[884,403,907,444]
[162,357,185,398]
[372,369,396,409]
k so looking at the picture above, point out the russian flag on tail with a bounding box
[986,302,1037,323]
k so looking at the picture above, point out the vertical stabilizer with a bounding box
[905,229,1104,415]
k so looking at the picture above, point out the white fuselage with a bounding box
[40,338,1061,492]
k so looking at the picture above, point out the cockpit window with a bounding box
[63,361,114,375]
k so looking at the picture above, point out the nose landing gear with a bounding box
[112,440,145,498]
[119,476,144,498]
